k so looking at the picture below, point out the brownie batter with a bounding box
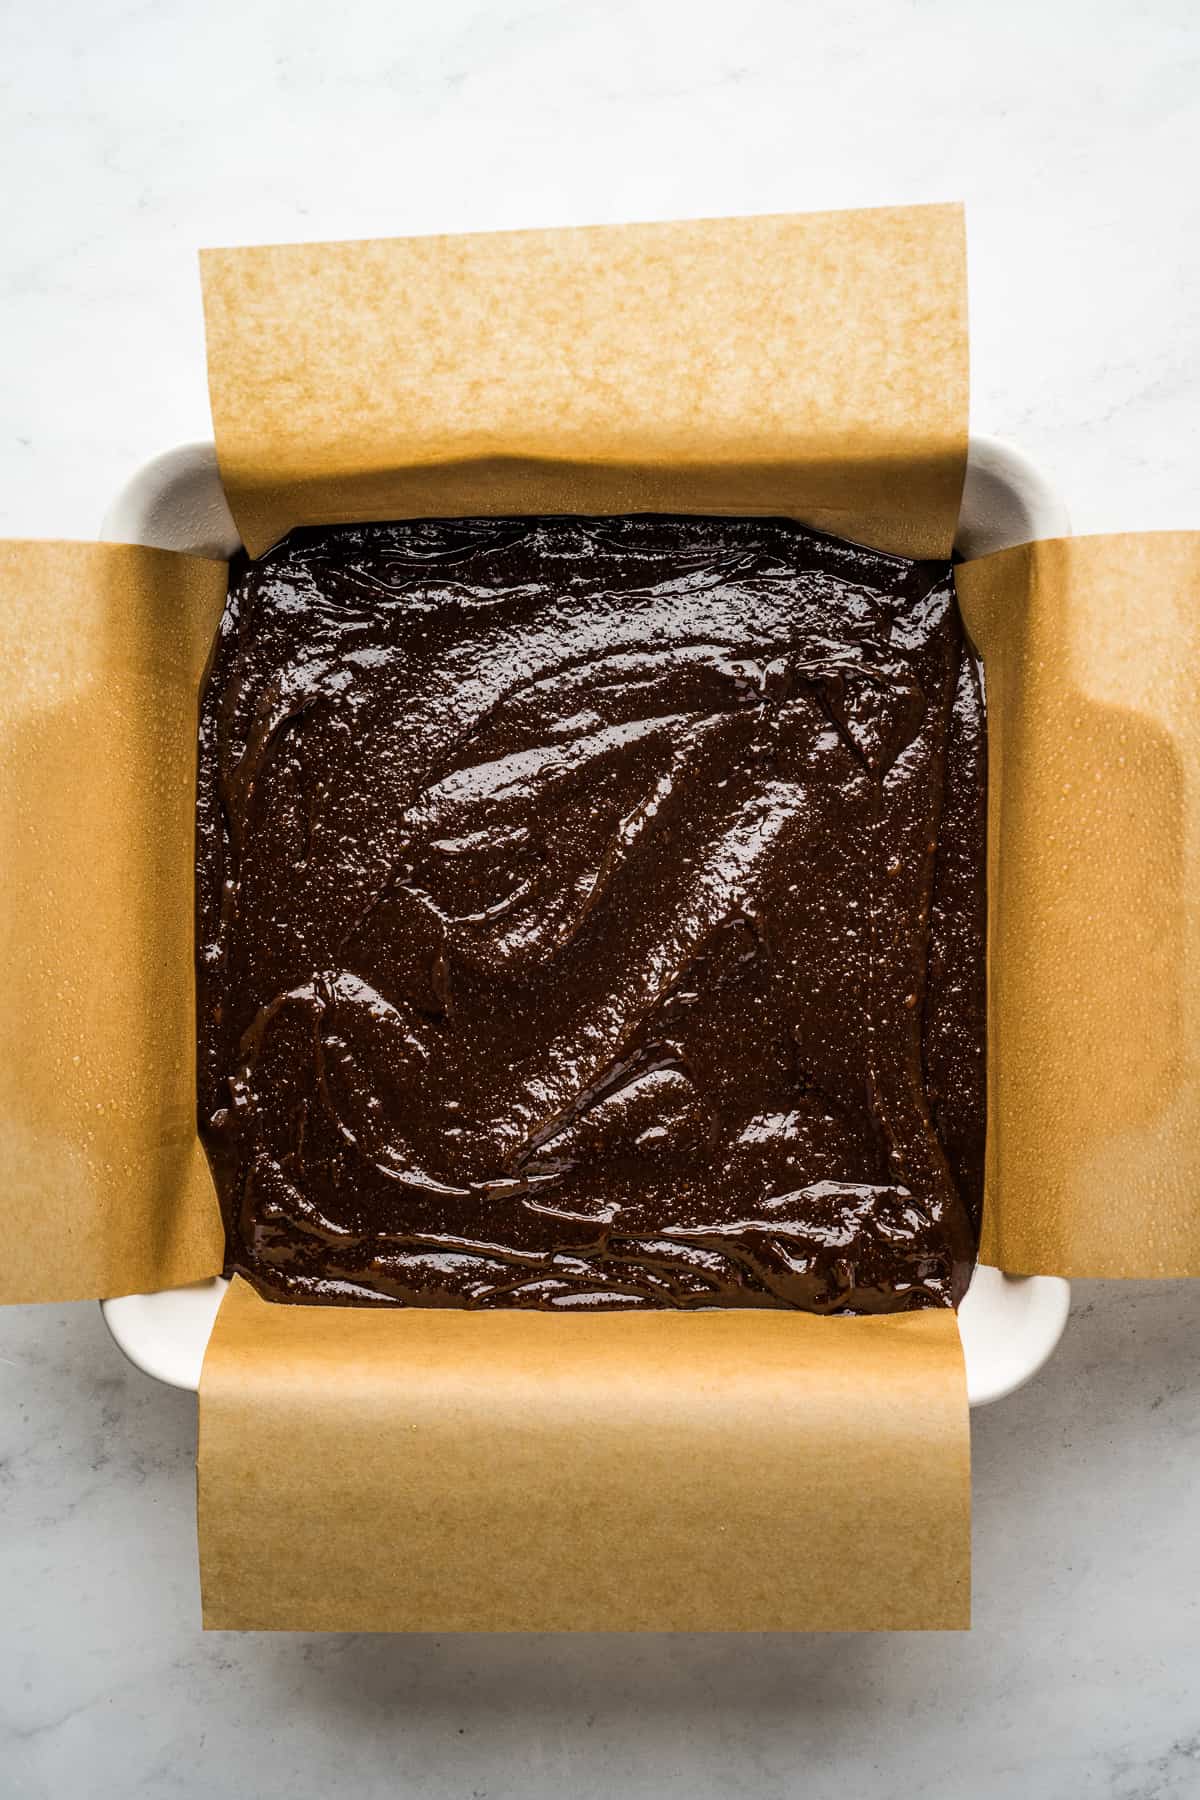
[197,516,985,1312]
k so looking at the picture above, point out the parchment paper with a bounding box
[0,541,227,1303]
[198,1276,970,1632]
[200,204,968,562]
[187,204,977,1633]
[8,209,1196,1637]
[957,533,1200,1277]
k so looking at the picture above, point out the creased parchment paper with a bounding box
[957,533,1200,1278]
[190,203,974,1633]
[198,1276,970,1632]
[7,207,1197,1637]
[0,541,227,1303]
[201,204,968,562]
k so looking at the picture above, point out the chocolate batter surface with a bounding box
[197,516,985,1311]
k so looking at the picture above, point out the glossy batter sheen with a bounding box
[197,516,986,1312]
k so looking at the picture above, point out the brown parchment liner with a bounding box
[0,542,227,1303]
[198,1276,969,1632]
[4,208,1196,1633]
[957,534,1200,1279]
[189,203,976,1632]
[200,204,968,563]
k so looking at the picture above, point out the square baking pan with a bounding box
[98,437,1073,1405]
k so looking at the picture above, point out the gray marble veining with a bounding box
[2,0,1200,1794]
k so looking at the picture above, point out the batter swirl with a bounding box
[197,515,985,1311]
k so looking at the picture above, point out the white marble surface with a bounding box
[2,0,1199,1794]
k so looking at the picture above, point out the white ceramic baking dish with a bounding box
[98,438,1072,1405]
